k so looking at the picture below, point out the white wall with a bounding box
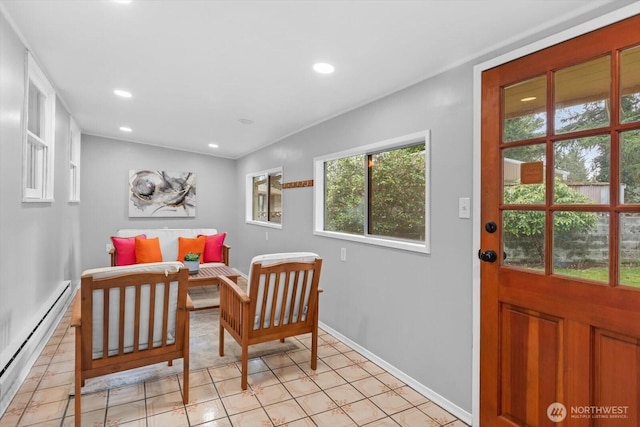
[235,64,475,413]
[0,12,80,408]
[79,134,239,272]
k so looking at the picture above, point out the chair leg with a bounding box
[219,323,225,356]
[183,321,190,404]
[74,337,82,427]
[241,345,248,390]
[311,327,318,371]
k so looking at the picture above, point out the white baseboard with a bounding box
[319,321,472,425]
[0,280,76,415]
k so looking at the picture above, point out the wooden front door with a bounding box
[480,15,640,426]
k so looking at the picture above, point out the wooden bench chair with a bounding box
[218,252,323,390]
[71,262,193,426]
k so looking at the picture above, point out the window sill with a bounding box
[22,197,55,203]
[245,220,283,230]
[314,229,430,254]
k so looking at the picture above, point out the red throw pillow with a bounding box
[177,236,206,263]
[199,233,226,262]
[111,235,146,266]
[135,237,163,264]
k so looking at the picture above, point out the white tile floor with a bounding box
[1,304,469,426]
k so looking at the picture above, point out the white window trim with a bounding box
[22,51,56,202]
[68,116,81,202]
[245,166,284,229]
[313,130,431,254]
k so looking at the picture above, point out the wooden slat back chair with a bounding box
[71,262,192,426]
[219,252,323,390]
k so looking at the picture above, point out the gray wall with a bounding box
[0,13,81,363]
[80,135,238,272]
[234,64,475,411]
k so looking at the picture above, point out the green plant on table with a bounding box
[184,252,200,262]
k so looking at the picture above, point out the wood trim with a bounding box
[282,179,314,189]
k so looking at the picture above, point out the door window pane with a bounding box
[554,56,610,133]
[553,211,608,283]
[620,45,640,124]
[620,213,640,288]
[503,210,545,271]
[503,144,546,204]
[503,76,546,142]
[553,135,610,204]
[620,130,640,204]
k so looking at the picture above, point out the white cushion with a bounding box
[116,228,219,262]
[82,262,184,358]
[248,252,319,330]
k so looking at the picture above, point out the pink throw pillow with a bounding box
[199,233,226,263]
[111,234,146,266]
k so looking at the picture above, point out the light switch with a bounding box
[459,197,471,219]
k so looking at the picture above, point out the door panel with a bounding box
[500,306,562,427]
[481,14,640,427]
[593,330,640,425]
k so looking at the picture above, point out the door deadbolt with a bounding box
[478,249,498,263]
[485,221,497,233]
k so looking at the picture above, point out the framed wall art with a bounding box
[128,170,196,217]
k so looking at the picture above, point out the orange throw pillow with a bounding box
[135,237,163,263]
[177,236,206,263]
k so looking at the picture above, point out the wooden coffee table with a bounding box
[188,265,239,288]
[187,266,240,310]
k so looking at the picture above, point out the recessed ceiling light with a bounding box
[520,96,537,102]
[112,0,132,4]
[313,62,335,74]
[239,118,254,125]
[208,143,219,148]
[119,126,132,132]
[114,89,132,98]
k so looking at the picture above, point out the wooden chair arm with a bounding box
[109,248,116,267]
[70,294,81,327]
[219,275,250,303]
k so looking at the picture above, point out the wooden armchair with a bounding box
[219,252,323,390]
[71,262,193,426]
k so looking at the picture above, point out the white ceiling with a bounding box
[0,0,630,159]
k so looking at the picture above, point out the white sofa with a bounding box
[109,228,229,267]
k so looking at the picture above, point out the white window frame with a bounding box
[68,116,81,202]
[313,130,431,253]
[245,167,283,229]
[22,51,56,202]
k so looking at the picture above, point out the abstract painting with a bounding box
[128,170,196,217]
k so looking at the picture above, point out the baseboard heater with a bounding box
[0,281,72,413]
[0,282,70,378]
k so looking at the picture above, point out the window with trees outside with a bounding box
[314,131,430,253]
[246,168,282,227]
[23,51,56,202]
